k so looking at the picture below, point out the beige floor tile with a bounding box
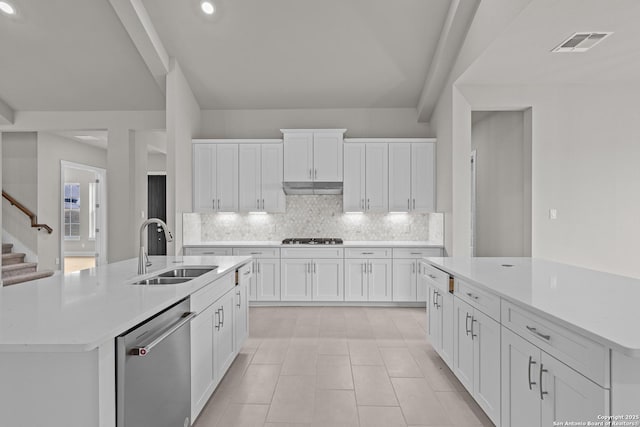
[316,354,353,390]
[231,364,281,404]
[352,365,399,406]
[263,424,311,427]
[193,388,231,427]
[358,406,408,427]
[317,337,348,355]
[407,346,466,392]
[391,377,452,426]
[267,375,317,424]
[312,389,358,426]
[435,391,494,426]
[252,339,290,364]
[214,403,269,427]
[348,339,384,365]
[281,345,318,376]
[380,347,424,378]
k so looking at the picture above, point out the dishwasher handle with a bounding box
[129,311,196,357]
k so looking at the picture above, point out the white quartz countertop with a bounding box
[424,257,640,357]
[0,256,251,353]
[184,241,444,248]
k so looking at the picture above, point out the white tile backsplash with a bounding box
[183,196,443,244]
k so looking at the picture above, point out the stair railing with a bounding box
[2,190,53,234]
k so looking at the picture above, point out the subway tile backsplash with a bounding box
[183,196,444,244]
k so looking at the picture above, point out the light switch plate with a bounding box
[549,208,558,220]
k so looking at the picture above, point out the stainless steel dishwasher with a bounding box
[116,298,196,427]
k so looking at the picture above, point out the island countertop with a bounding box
[0,255,251,353]
[424,257,640,357]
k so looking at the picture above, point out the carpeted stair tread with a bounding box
[2,252,26,265]
[2,243,13,254]
[3,270,54,286]
[2,262,38,273]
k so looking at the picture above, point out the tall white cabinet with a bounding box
[343,142,389,212]
[388,140,436,212]
[238,142,285,212]
[193,143,239,212]
[282,129,346,182]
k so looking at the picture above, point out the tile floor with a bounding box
[193,306,494,427]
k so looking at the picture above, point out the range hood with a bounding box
[282,181,343,195]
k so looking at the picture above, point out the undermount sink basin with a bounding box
[131,277,191,286]
[158,266,218,278]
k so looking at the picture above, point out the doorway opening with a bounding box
[147,172,167,255]
[60,161,107,273]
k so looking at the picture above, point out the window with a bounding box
[88,182,96,240]
[64,183,80,240]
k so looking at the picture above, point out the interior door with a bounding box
[147,174,167,255]
[343,144,365,212]
[388,143,412,212]
[365,143,388,212]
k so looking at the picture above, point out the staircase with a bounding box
[2,243,54,286]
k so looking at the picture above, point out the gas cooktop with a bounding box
[281,238,344,245]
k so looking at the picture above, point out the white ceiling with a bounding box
[141,0,450,109]
[459,0,640,86]
[0,0,165,111]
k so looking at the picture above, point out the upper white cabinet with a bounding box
[388,140,436,212]
[193,143,238,212]
[343,143,389,212]
[238,143,285,212]
[282,129,346,182]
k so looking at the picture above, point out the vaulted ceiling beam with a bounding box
[0,97,15,125]
[416,0,480,122]
[109,0,169,93]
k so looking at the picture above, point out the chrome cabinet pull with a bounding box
[408,198,410,209]
[309,169,312,179]
[236,290,241,308]
[212,199,216,210]
[465,313,472,336]
[215,309,220,330]
[413,199,416,209]
[418,263,421,274]
[526,326,551,341]
[369,262,372,273]
[367,199,370,210]
[412,263,415,274]
[243,270,250,276]
[313,263,316,274]
[428,274,437,279]
[261,199,264,210]
[471,317,477,339]
[129,312,196,356]
[220,306,225,328]
[250,252,262,255]
[466,292,479,300]
[362,252,374,255]
[433,290,438,307]
[528,356,537,390]
[257,199,260,209]
[539,364,548,400]
[361,199,364,210]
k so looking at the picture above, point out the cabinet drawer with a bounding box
[344,248,391,258]
[184,247,233,256]
[422,262,450,293]
[393,247,442,258]
[502,300,609,387]
[281,247,344,259]
[191,272,235,314]
[232,247,280,258]
[454,279,500,321]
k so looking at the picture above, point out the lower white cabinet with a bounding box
[281,258,343,301]
[501,327,609,427]
[427,283,454,366]
[453,297,501,425]
[344,259,392,301]
[191,302,216,420]
[234,264,250,352]
[392,259,418,301]
[254,259,281,301]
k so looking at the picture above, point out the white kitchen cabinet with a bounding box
[214,290,236,383]
[424,262,454,367]
[453,297,501,425]
[388,141,436,212]
[501,327,609,427]
[234,264,250,353]
[312,258,344,301]
[282,129,345,182]
[281,259,312,301]
[190,302,215,421]
[281,257,343,301]
[255,258,281,301]
[392,259,418,301]
[343,143,388,212]
[193,143,238,212]
[344,258,392,301]
[369,259,393,301]
[427,283,442,350]
[238,143,285,213]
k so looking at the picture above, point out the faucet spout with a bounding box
[138,218,173,275]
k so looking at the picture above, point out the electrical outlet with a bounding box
[549,208,558,220]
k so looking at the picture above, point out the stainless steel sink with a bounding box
[158,266,218,278]
[131,277,191,285]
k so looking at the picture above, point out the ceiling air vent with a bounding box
[552,32,613,53]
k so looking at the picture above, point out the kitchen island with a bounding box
[0,255,251,427]
[422,257,640,426]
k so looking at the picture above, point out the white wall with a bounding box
[199,108,432,139]
[37,132,107,271]
[471,111,531,256]
[148,153,166,172]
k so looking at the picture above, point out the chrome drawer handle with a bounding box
[528,356,537,390]
[526,326,551,341]
[471,317,477,339]
[250,252,262,255]
[466,292,479,300]
[361,252,374,255]
[465,313,472,336]
[428,274,437,279]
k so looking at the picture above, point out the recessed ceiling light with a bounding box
[0,1,16,15]
[200,1,215,15]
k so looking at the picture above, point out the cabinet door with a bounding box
[473,310,501,425]
[256,259,281,301]
[261,144,285,212]
[369,259,392,301]
[313,132,343,181]
[365,143,388,212]
[540,352,609,426]
[238,144,261,212]
[427,285,442,353]
[345,259,367,301]
[214,291,236,382]
[312,259,344,301]
[215,144,239,212]
[440,291,454,367]
[392,259,417,301]
[281,259,312,301]
[235,268,250,352]
[193,144,216,212]
[191,303,215,420]
[284,132,313,181]
[417,263,428,302]
[501,327,541,427]
[343,144,366,212]
[388,143,412,212]
[453,297,475,392]
[248,260,257,301]
[411,143,436,212]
